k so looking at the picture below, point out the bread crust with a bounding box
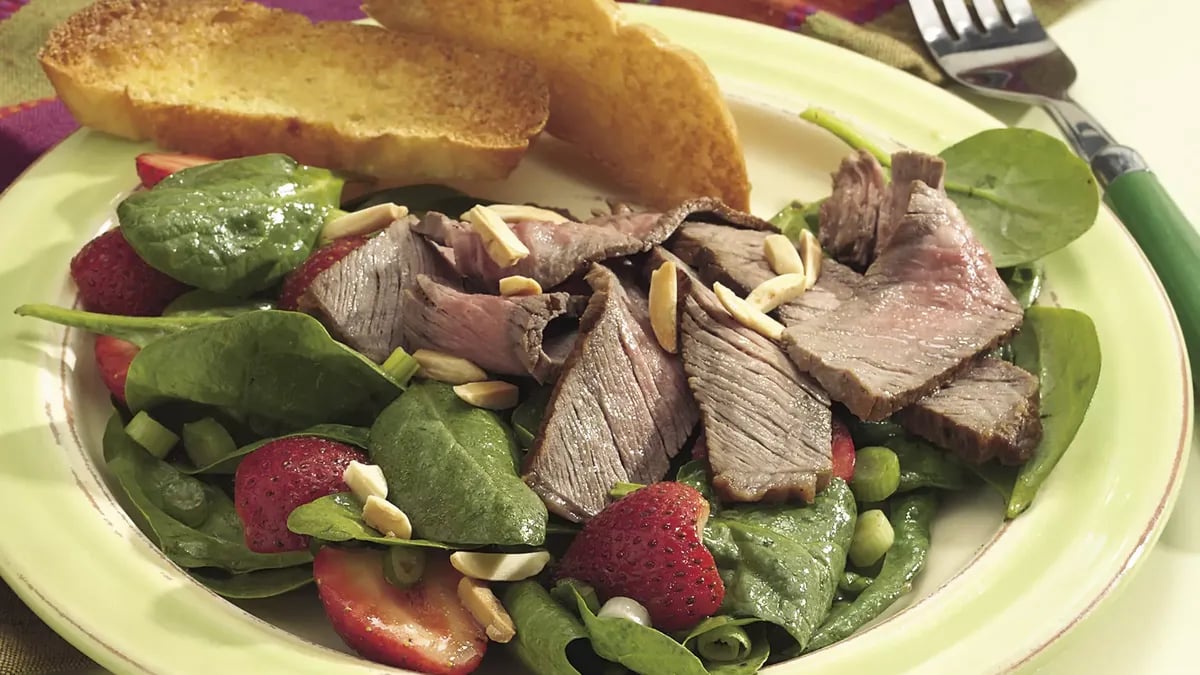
[39,0,550,183]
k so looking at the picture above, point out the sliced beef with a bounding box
[895,358,1042,465]
[299,218,457,363]
[679,274,833,504]
[402,275,582,383]
[776,259,862,326]
[818,151,886,269]
[522,264,698,522]
[783,181,1023,421]
[876,150,946,257]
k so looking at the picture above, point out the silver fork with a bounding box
[911,0,1200,381]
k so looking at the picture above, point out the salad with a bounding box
[16,110,1101,675]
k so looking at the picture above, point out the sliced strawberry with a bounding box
[314,547,487,675]
[277,235,371,311]
[93,335,139,404]
[233,437,366,553]
[69,228,190,316]
[831,416,856,482]
[555,481,724,632]
[135,152,216,188]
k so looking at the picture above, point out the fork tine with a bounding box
[909,0,953,45]
[939,0,979,39]
[971,0,1006,31]
[1000,0,1037,25]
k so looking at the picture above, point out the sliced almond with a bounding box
[453,381,520,410]
[648,261,679,353]
[362,495,412,539]
[343,461,387,502]
[798,230,823,289]
[319,203,408,245]
[746,273,808,313]
[713,282,785,340]
[498,275,543,297]
[458,577,517,643]
[763,234,805,276]
[450,551,551,582]
[478,204,570,225]
[464,204,530,268]
[412,349,488,385]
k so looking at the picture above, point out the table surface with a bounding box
[997,0,1200,672]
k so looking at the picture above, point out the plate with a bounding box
[0,6,1190,674]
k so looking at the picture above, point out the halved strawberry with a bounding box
[135,152,216,188]
[314,547,487,675]
[69,228,190,316]
[277,235,370,311]
[555,481,724,632]
[831,416,856,482]
[94,335,139,404]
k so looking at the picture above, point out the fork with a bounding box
[911,0,1200,378]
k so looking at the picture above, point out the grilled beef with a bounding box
[818,150,886,269]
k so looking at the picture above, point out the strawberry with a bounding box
[233,437,366,553]
[314,547,486,675]
[69,228,189,316]
[555,481,724,631]
[277,235,370,311]
[831,416,856,482]
[135,152,216,188]
[93,335,139,404]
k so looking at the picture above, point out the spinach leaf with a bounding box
[369,382,547,546]
[807,491,936,651]
[286,493,456,549]
[965,461,1017,502]
[103,414,311,572]
[189,566,313,599]
[118,154,343,296]
[675,460,717,509]
[703,625,770,674]
[703,479,856,651]
[511,385,552,449]
[177,424,369,475]
[886,436,968,492]
[503,581,590,675]
[571,587,708,675]
[14,304,223,348]
[125,311,402,436]
[163,289,274,318]
[679,616,761,666]
[1007,307,1102,518]
[939,129,1098,267]
[768,201,819,242]
[1001,264,1044,310]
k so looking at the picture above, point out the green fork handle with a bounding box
[1104,167,1200,381]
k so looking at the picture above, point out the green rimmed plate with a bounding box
[0,5,1189,674]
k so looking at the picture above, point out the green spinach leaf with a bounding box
[163,289,275,318]
[125,311,401,436]
[369,382,547,546]
[1007,307,1102,518]
[103,414,311,572]
[679,616,762,667]
[118,154,342,296]
[178,424,369,475]
[703,479,856,651]
[703,625,770,674]
[675,460,717,509]
[1001,264,1044,310]
[503,581,590,675]
[886,437,968,492]
[571,587,708,675]
[511,385,552,449]
[14,304,224,348]
[189,566,313,599]
[768,201,820,242]
[286,493,455,549]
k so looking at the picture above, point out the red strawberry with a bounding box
[314,547,487,675]
[277,236,370,311]
[831,416,856,482]
[69,229,189,316]
[234,437,366,553]
[555,481,724,632]
[94,335,139,404]
[135,152,215,188]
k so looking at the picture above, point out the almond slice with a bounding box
[648,261,679,353]
[412,349,488,384]
[763,234,805,276]
[453,381,519,410]
[362,495,412,539]
[482,204,570,225]
[498,275,543,297]
[458,577,517,643]
[798,230,823,289]
[320,203,408,245]
[746,273,808,313]
[464,204,530,268]
[343,461,388,502]
[449,551,551,582]
[713,282,784,340]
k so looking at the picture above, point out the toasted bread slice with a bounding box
[39,0,550,183]
[364,0,750,210]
